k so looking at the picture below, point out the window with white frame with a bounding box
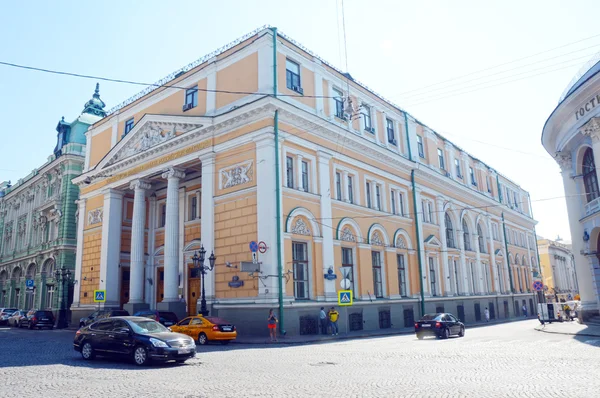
[333,88,345,119]
[347,175,354,204]
[391,190,396,215]
[375,185,382,210]
[486,175,492,193]
[301,160,309,192]
[417,135,425,158]
[286,59,302,93]
[372,251,383,298]
[335,172,342,200]
[492,223,499,241]
[438,148,446,170]
[469,167,476,186]
[386,118,396,144]
[188,194,199,221]
[286,156,294,188]
[455,159,462,178]
[366,182,372,208]
[292,242,309,299]
[362,104,373,132]
[342,247,355,297]
[159,202,166,228]
[429,257,437,296]
[397,254,407,297]
[390,187,407,216]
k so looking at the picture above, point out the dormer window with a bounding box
[124,118,134,137]
[183,86,198,111]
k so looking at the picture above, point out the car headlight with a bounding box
[149,338,169,348]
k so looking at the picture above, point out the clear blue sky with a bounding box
[1,0,599,241]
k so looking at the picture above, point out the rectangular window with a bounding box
[422,200,429,223]
[372,251,383,298]
[347,176,354,204]
[428,202,434,224]
[486,175,492,193]
[514,192,519,209]
[469,167,476,186]
[189,196,197,221]
[453,260,460,295]
[124,118,134,136]
[286,156,294,188]
[342,247,355,297]
[335,172,342,200]
[417,135,425,158]
[184,86,198,109]
[363,104,372,131]
[386,118,395,144]
[46,285,55,309]
[438,148,445,170]
[286,59,301,92]
[429,257,437,296]
[292,242,309,299]
[333,88,344,119]
[398,193,405,216]
[301,161,309,192]
[375,185,381,210]
[160,203,166,228]
[492,223,499,240]
[366,182,372,208]
[397,254,407,297]
[391,191,396,214]
[455,159,462,178]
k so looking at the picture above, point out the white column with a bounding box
[200,153,215,301]
[318,151,336,299]
[525,232,533,291]
[341,171,349,202]
[255,136,278,299]
[487,216,499,293]
[127,180,151,305]
[458,226,469,294]
[414,187,428,295]
[205,63,217,115]
[161,167,185,303]
[146,194,157,308]
[99,189,124,308]
[370,181,377,210]
[462,153,470,186]
[557,154,599,317]
[436,196,451,295]
[296,155,303,190]
[475,243,483,294]
[314,65,324,116]
[499,219,510,293]
[71,198,86,308]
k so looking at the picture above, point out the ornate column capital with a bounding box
[554,153,572,172]
[161,167,185,180]
[129,179,152,191]
[582,118,600,142]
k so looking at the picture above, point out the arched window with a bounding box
[583,148,599,203]
[477,224,485,253]
[463,219,471,251]
[445,213,455,248]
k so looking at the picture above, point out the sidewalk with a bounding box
[535,320,600,338]
[233,316,527,345]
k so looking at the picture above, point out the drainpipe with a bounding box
[404,112,413,161]
[271,27,285,335]
[501,212,515,293]
[411,170,425,316]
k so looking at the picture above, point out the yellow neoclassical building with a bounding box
[71,26,539,335]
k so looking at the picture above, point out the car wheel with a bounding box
[417,334,424,340]
[197,333,208,345]
[459,327,465,337]
[81,342,95,360]
[443,328,450,339]
[133,346,149,366]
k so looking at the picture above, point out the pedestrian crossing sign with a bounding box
[94,290,106,303]
[338,290,353,306]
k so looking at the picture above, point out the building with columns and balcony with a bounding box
[537,238,578,302]
[542,56,600,322]
[0,85,106,316]
[72,26,539,335]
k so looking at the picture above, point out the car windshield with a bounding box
[419,313,442,321]
[127,319,169,334]
[3,309,17,314]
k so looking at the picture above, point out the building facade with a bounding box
[537,238,578,302]
[0,85,105,316]
[72,27,539,335]
[542,57,600,321]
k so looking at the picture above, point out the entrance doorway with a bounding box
[188,264,201,316]
[120,268,130,309]
[156,267,164,304]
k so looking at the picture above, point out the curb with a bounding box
[534,327,600,338]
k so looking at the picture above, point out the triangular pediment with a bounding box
[97,114,208,170]
[424,235,442,246]
[495,249,504,257]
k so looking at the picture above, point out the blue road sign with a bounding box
[94,290,106,303]
[25,279,34,288]
[249,241,258,252]
[533,281,543,292]
[338,290,353,306]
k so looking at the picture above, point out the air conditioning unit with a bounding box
[182,103,193,111]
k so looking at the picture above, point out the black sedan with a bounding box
[415,313,465,339]
[73,316,196,366]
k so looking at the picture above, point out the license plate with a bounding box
[165,322,173,326]
[41,318,49,321]
[178,348,192,354]
[421,324,430,328]
[222,327,232,331]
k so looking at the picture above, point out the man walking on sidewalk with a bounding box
[522,304,528,318]
[484,307,490,322]
[328,307,339,336]
[319,307,328,335]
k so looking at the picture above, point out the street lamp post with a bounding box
[54,267,72,329]
[191,246,217,316]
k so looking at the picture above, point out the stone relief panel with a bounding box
[340,227,356,242]
[371,231,384,246]
[220,160,253,189]
[396,236,407,249]
[87,208,103,225]
[291,217,311,236]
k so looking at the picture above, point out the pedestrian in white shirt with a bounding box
[484,307,490,322]
[319,307,328,335]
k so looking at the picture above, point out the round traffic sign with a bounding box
[249,241,258,252]
[340,278,351,290]
[533,281,543,291]
[258,241,267,254]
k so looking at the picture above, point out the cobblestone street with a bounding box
[0,320,598,397]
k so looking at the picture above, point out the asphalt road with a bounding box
[0,320,598,397]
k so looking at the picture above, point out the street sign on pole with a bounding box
[252,252,258,264]
[26,279,34,288]
[249,241,258,252]
[94,290,106,303]
[258,241,267,254]
[338,290,353,306]
[533,281,543,292]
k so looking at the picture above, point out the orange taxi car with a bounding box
[170,315,237,345]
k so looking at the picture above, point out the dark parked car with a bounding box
[414,313,465,339]
[79,309,130,327]
[20,310,55,329]
[73,316,196,366]
[133,310,179,327]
